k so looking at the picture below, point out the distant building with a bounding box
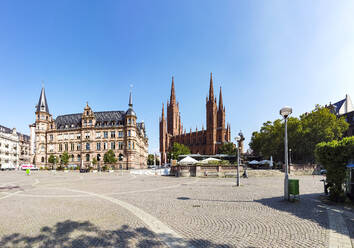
[159,73,231,164]
[0,125,30,169]
[330,94,354,137]
[30,87,148,169]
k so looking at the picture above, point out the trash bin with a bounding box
[288,179,299,201]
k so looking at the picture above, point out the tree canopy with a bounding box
[60,152,69,166]
[250,105,349,163]
[217,142,236,155]
[48,155,57,165]
[147,154,160,165]
[169,142,190,160]
[315,136,354,201]
[104,150,117,164]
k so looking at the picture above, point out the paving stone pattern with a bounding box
[0,171,352,248]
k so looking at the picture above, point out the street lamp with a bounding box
[280,106,292,200]
[235,135,241,186]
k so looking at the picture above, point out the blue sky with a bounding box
[0,1,353,153]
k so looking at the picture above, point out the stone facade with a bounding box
[0,125,30,169]
[160,73,231,164]
[30,87,148,169]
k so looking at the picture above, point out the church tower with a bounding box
[34,87,52,167]
[167,77,182,136]
[217,86,226,147]
[206,73,217,154]
[159,103,167,164]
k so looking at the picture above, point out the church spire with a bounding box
[218,86,223,110]
[209,72,214,101]
[161,103,165,119]
[129,91,133,107]
[170,76,176,103]
[36,86,49,113]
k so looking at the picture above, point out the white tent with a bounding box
[248,160,260,165]
[178,156,198,165]
[259,160,270,165]
[200,157,221,164]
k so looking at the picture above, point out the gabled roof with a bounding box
[36,87,49,113]
[333,99,345,114]
[54,111,126,129]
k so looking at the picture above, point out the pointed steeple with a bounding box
[36,87,49,113]
[209,72,214,101]
[170,76,176,103]
[219,86,223,110]
[126,90,136,116]
[129,91,133,107]
[161,103,165,119]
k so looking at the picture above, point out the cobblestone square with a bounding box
[0,171,353,247]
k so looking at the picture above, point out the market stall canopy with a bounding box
[178,156,198,165]
[248,160,260,165]
[200,157,221,164]
[347,163,354,168]
[259,160,271,165]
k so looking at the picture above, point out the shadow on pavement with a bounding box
[0,220,230,248]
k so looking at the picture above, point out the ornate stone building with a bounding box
[0,125,30,169]
[160,73,231,164]
[30,87,148,169]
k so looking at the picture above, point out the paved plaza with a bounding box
[0,171,353,248]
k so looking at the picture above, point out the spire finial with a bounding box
[209,72,214,100]
[170,76,176,103]
[41,80,44,88]
[219,86,223,110]
[129,84,133,107]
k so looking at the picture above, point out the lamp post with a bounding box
[289,148,292,165]
[235,136,241,186]
[280,106,292,200]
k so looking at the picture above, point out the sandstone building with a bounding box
[159,73,231,164]
[0,125,30,170]
[30,87,148,169]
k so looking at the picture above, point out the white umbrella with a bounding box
[259,160,270,165]
[248,160,260,165]
[200,157,221,164]
[178,156,198,165]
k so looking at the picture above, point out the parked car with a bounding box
[20,164,39,171]
[80,168,90,173]
[0,164,16,171]
[320,169,327,175]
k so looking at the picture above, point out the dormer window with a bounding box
[86,111,89,115]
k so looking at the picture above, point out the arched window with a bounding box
[41,157,44,163]
[77,155,81,162]
[86,154,90,162]
[97,154,101,161]
[71,154,74,162]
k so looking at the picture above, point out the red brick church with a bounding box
[159,73,231,164]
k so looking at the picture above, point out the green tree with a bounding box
[147,154,155,165]
[250,106,349,163]
[169,142,190,160]
[48,155,57,169]
[92,157,97,166]
[217,142,236,155]
[104,150,117,164]
[60,152,70,168]
[315,136,354,202]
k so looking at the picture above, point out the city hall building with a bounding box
[30,87,148,169]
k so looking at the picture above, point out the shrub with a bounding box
[315,137,354,202]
